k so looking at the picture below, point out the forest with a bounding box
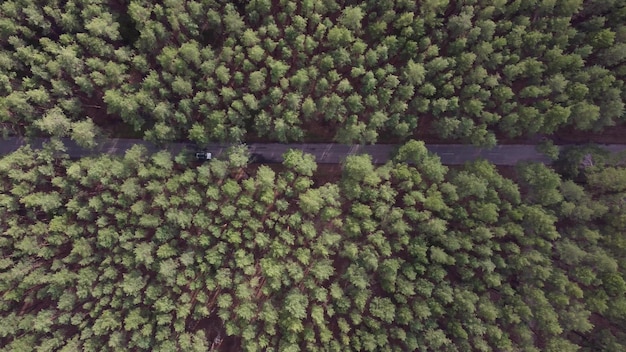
[0,140,625,351]
[1,0,626,351]
[0,0,624,145]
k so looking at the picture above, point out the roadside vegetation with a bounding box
[1,0,624,145]
[1,141,625,351]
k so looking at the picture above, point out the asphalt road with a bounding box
[1,137,625,166]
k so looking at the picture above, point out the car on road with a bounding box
[195,152,212,161]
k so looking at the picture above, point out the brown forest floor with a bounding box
[552,124,626,144]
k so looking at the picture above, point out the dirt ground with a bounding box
[311,164,344,185]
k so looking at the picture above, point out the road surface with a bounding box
[1,137,625,166]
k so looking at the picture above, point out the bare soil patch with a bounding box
[311,164,343,186]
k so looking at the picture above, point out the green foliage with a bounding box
[225,144,250,168]
[1,27,626,340]
[517,162,564,206]
[70,117,99,148]
[35,108,72,137]
[0,141,626,351]
[554,144,611,179]
[283,149,317,176]
[3,0,623,144]
[536,140,561,161]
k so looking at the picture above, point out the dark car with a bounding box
[195,152,212,161]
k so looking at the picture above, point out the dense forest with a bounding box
[1,0,625,145]
[0,140,625,351]
[2,1,626,351]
